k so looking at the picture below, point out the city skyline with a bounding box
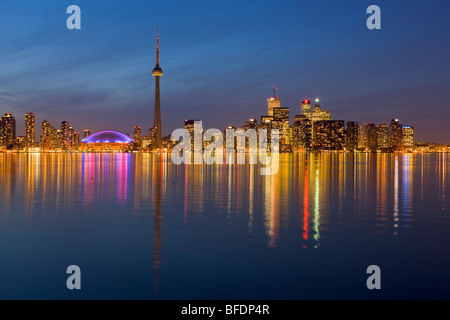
[1,1,449,143]
[0,96,423,153]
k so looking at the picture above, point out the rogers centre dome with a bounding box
[82,130,134,144]
[81,130,134,152]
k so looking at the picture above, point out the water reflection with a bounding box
[1,153,450,295]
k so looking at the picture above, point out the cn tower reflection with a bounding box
[152,153,164,299]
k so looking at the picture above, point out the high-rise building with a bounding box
[152,27,163,149]
[25,112,35,149]
[273,107,290,144]
[73,132,80,147]
[292,115,312,151]
[184,120,202,151]
[242,119,258,131]
[312,99,331,122]
[311,99,332,142]
[40,120,52,151]
[134,126,142,149]
[363,122,377,152]
[390,119,403,151]
[69,127,75,148]
[267,87,280,117]
[50,128,59,149]
[376,124,390,150]
[402,126,414,150]
[240,119,258,151]
[346,121,359,152]
[1,113,16,147]
[313,120,345,151]
[261,116,273,125]
[300,99,312,120]
[83,130,91,139]
[57,130,64,149]
[61,121,70,149]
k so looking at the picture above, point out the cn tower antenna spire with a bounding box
[156,26,160,65]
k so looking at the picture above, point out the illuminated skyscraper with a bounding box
[242,119,258,131]
[312,99,331,122]
[311,99,332,142]
[261,116,273,125]
[184,120,202,151]
[61,121,70,149]
[273,107,290,144]
[390,119,403,151]
[267,87,280,117]
[241,119,259,151]
[1,113,16,147]
[69,127,75,147]
[25,112,35,149]
[346,121,359,152]
[300,99,312,120]
[152,27,163,149]
[313,120,345,151]
[363,122,377,152]
[292,115,312,151]
[376,124,390,150]
[134,126,142,149]
[40,120,52,151]
[50,128,59,149]
[73,132,80,147]
[402,126,414,150]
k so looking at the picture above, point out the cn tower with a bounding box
[152,27,163,149]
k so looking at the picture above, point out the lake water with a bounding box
[0,152,449,299]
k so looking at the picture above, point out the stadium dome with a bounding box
[82,130,134,144]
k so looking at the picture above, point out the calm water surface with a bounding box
[0,153,449,299]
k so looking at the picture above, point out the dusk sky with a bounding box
[1,0,449,142]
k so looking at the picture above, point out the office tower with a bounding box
[73,132,80,147]
[346,121,359,152]
[240,119,259,151]
[40,120,52,151]
[267,87,280,117]
[292,115,312,151]
[261,116,273,125]
[363,122,377,152]
[152,27,163,149]
[390,119,403,151]
[313,120,345,151]
[69,127,75,147]
[184,120,196,136]
[25,112,35,149]
[273,107,290,144]
[184,120,202,151]
[50,128,59,149]
[321,110,331,120]
[402,126,414,150]
[376,124,390,150]
[1,113,16,147]
[83,130,91,139]
[301,99,312,120]
[134,126,142,149]
[312,99,332,122]
[242,119,258,131]
[61,121,70,149]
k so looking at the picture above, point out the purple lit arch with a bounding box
[82,130,134,144]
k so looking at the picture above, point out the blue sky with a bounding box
[1,0,450,142]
